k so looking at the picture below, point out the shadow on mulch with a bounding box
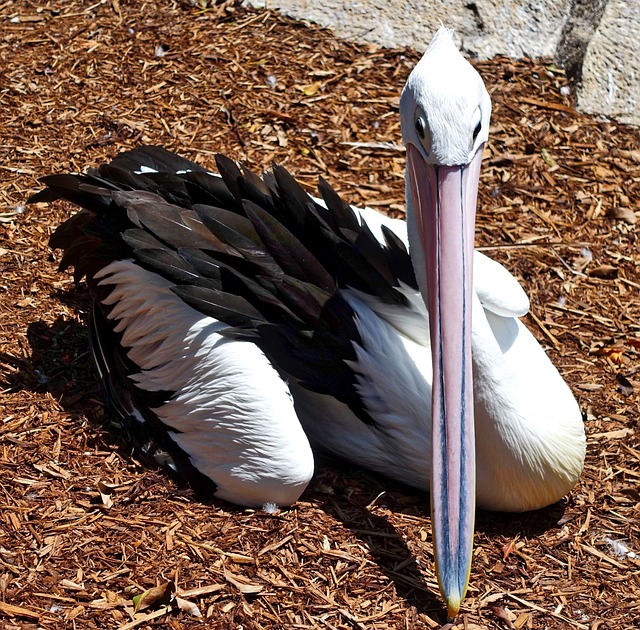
[5,303,235,495]
[2,313,92,408]
[321,496,445,617]
[475,500,569,539]
[306,459,570,621]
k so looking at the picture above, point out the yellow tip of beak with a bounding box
[447,597,462,619]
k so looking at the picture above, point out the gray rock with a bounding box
[258,0,639,125]
[556,0,609,82]
[459,0,573,59]
[576,0,640,125]
[261,0,573,58]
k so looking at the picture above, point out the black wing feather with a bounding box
[185,170,242,210]
[214,153,244,202]
[191,204,261,251]
[243,200,334,292]
[271,163,318,229]
[110,145,207,175]
[171,285,264,327]
[317,176,361,234]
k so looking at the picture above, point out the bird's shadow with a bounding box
[303,461,569,620]
[305,462,444,616]
[7,292,569,622]
[3,286,135,458]
[3,288,93,410]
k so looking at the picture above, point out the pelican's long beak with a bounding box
[407,142,484,617]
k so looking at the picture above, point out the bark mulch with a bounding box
[1,1,639,628]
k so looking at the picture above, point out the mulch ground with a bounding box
[1,0,639,628]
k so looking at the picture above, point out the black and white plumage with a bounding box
[33,29,586,616]
[36,145,431,506]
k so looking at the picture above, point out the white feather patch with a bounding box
[94,260,314,507]
[474,251,530,317]
[293,290,433,490]
[135,165,158,174]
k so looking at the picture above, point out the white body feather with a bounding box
[95,261,315,507]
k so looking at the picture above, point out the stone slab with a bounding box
[262,0,573,59]
[577,0,640,125]
[259,0,639,125]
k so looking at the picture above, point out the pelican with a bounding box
[31,28,585,616]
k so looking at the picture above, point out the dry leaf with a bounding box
[0,601,40,619]
[502,539,516,561]
[592,165,615,179]
[540,147,556,167]
[615,373,634,396]
[132,581,176,612]
[33,462,71,479]
[591,344,625,364]
[588,264,617,279]
[610,207,638,224]
[489,604,516,628]
[614,148,640,163]
[96,480,117,509]
[223,552,253,564]
[608,350,624,365]
[66,605,85,620]
[88,592,126,610]
[60,578,85,590]
[0,573,9,599]
[296,81,322,96]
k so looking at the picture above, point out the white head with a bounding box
[400,27,491,166]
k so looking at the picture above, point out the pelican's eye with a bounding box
[469,106,483,150]
[414,112,431,154]
[472,120,482,142]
